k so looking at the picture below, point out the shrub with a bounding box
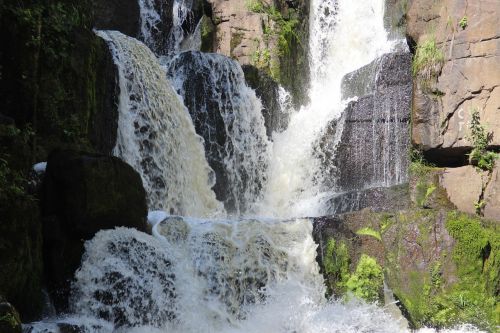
[468,109,498,171]
[412,37,444,80]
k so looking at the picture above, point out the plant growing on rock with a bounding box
[345,255,383,303]
[468,109,498,171]
[458,16,468,30]
[412,36,444,81]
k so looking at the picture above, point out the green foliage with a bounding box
[415,181,436,208]
[459,16,468,30]
[345,255,383,303]
[468,109,498,171]
[412,36,444,80]
[356,227,382,241]
[323,239,350,296]
[409,148,435,177]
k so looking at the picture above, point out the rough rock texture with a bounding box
[92,0,141,38]
[408,0,500,163]
[41,150,148,311]
[242,65,285,137]
[0,0,119,159]
[325,185,411,216]
[206,0,310,107]
[332,52,412,192]
[440,164,500,220]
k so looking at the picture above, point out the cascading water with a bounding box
[165,51,271,214]
[96,30,222,217]
[259,0,395,218]
[25,1,485,332]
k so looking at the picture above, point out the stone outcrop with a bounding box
[408,0,500,163]
[440,164,500,220]
[41,150,148,311]
[334,52,412,192]
[206,0,310,107]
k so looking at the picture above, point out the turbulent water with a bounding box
[26,1,484,333]
[258,0,395,218]
[96,30,222,217]
[166,51,271,215]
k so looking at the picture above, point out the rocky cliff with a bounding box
[408,0,500,220]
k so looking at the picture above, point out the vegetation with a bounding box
[412,36,445,81]
[246,0,300,81]
[323,239,350,296]
[459,16,468,30]
[468,109,498,171]
[345,255,383,303]
[356,227,382,241]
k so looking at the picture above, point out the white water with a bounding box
[25,1,485,333]
[166,52,271,215]
[96,30,223,217]
[258,0,394,218]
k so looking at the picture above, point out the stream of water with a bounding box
[25,0,485,332]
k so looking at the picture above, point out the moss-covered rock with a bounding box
[41,149,148,312]
[0,297,22,333]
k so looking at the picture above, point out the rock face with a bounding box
[206,0,310,107]
[93,0,141,38]
[408,0,500,164]
[41,150,148,311]
[441,164,500,220]
[328,52,412,195]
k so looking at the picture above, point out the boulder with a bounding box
[41,150,148,311]
[408,0,500,164]
[440,166,487,215]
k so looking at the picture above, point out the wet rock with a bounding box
[41,150,148,312]
[329,52,412,192]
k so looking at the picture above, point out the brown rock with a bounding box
[408,0,500,162]
[484,165,500,220]
[440,165,487,215]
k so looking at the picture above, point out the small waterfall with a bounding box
[96,30,223,217]
[168,0,201,54]
[165,51,271,215]
[259,0,394,218]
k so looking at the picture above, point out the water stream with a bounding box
[25,0,484,332]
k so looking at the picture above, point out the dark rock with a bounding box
[92,0,141,38]
[41,150,148,312]
[325,185,411,215]
[242,65,286,138]
[0,113,15,126]
[0,297,22,333]
[0,190,43,321]
[327,52,412,193]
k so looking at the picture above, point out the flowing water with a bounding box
[95,30,222,217]
[26,0,484,332]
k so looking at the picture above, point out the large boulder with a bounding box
[408,0,500,164]
[41,150,148,311]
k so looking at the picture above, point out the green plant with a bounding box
[416,182,436,208]
[474,200,486,215]
[459,16,468,30]
[468,109,498,171]
[345,255,383,303]
[409,148,435,177]
[412,36,444,80]
[356,227,382,241]
[323,238,350,295]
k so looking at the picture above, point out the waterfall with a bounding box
[259,0,394,218]
[165,51,271,215]
[96,30,223,217]
[24,1,484,332]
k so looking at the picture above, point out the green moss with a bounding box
[391,211,499,330]
[345,255,383,303]
[200,15,215,52]
[356,227,382,241]
[323,238,350,296]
